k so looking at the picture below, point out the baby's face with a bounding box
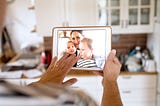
[79,42,93,59]
[66,42,76,54]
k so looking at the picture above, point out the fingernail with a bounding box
[111,49,116,55]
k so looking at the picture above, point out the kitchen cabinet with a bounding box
[3,72,157,106]
[157,94,160,106]
[97,0,155,34]
[35,0,97,36]
[65,76,103,105]
[66,73,157,106]
[157,73,160,106]
[118,74,157,106]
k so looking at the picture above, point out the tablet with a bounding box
[52,26,112,71]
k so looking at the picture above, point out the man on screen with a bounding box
[70,30,84,50]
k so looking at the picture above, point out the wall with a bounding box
[44,34,147,57]
[147,0,160,105]
[112,34,147,56]
[5,0,43,53]
[147,0,160,71]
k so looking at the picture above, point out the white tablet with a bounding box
[52,26,112,71]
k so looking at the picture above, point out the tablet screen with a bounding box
[52,26,112,71]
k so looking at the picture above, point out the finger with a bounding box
[107,49,116,60]
[62,78,77,86]
[66,54,79,66]
[43,57,57,80]
[114,57,122,67]
[47,56,58,71]
[61,55,79,74]
[56,53,70,66]
[53,54,78,76]
[51,56,58,65]
[111,49,116,55]
[53,53,70,73]
[104,49,117,70]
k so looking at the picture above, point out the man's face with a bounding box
[70,32,81,47]
[79,42,93,59]
[66,42,76,54]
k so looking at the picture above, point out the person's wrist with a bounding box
[102,78,117,88]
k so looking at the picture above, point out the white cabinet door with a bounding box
[117,74,157,106]
[35,0,97,37]
[120,88,156,102]
[124,0,155,34]
[98,0,122,32]
[157,94,160,106]
[65,76,103,105]
[97,0,155,34]
[122,102,156,106]
[66,0,97,26]
[35,0,65,36]
[118,75,157,89]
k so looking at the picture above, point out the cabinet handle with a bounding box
[62,21,69,27]
[121,20,124,28]
[71,86,79,88]
[122,76,132,79]
[122,90,131,94]
[125,20,129,28]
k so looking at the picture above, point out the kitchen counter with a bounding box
[120,71,158,75]
[68,70,158,76]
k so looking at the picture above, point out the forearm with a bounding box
[101,81,123,106]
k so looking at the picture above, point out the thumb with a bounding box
[62,78,78,86]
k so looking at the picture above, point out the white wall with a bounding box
[147,0,160,71]
[5,0,43,53]
[147,24,160,71]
